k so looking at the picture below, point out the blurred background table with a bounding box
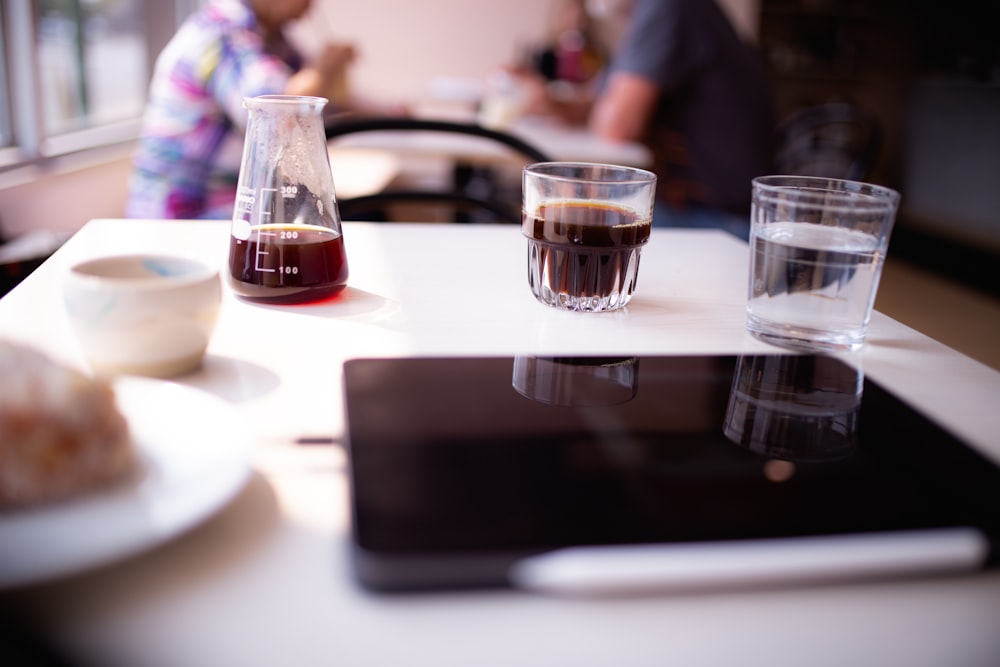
[325,114,652,224]
[330,115,652,169]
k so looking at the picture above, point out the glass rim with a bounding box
[525,161,657,186]
[67,254,218,291]
[752,175,900,206]
[243,94,329,109]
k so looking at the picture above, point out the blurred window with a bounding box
[38,0,147,135]
[1,0,196,168]
[0,9,11,149]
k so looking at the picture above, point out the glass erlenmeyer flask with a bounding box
[228,95,348,304]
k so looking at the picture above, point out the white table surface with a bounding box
[2,219,1000,667]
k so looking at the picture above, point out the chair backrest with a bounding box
[774,103,882,182]
[325,117,552,224]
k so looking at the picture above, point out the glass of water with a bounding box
[746,175,900,351]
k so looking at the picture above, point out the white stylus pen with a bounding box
[509,527,992,596]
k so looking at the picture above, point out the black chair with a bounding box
[773,103,882,182]
[325,117,552,224]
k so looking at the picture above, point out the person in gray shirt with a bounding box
[588,0,774,239]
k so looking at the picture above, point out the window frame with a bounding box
[0,0,197,172]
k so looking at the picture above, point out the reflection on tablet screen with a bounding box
[343,354,1000,593]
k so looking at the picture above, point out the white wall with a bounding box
[287,0,551,104]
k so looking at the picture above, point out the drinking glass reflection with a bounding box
[723,354,862,462]
[512,356,639,407]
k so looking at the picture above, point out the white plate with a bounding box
[0,377,253,588]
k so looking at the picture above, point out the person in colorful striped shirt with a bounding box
[126,0,357,219]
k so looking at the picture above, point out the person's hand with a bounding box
[498,67,550,117]
[286,42,356,103]
[314,42,356,80]
[503,67,592,126]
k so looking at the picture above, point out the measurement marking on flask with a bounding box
[253,188,279,273]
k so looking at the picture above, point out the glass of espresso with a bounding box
[522,162,656,312]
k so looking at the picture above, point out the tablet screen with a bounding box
[343,354,1000,591]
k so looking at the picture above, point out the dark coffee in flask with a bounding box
[227,95,348,304]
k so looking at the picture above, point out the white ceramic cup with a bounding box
[64,254,222,377]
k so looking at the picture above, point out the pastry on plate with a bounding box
[0,341,134,507]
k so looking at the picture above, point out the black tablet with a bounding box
[342,354,1000,593]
